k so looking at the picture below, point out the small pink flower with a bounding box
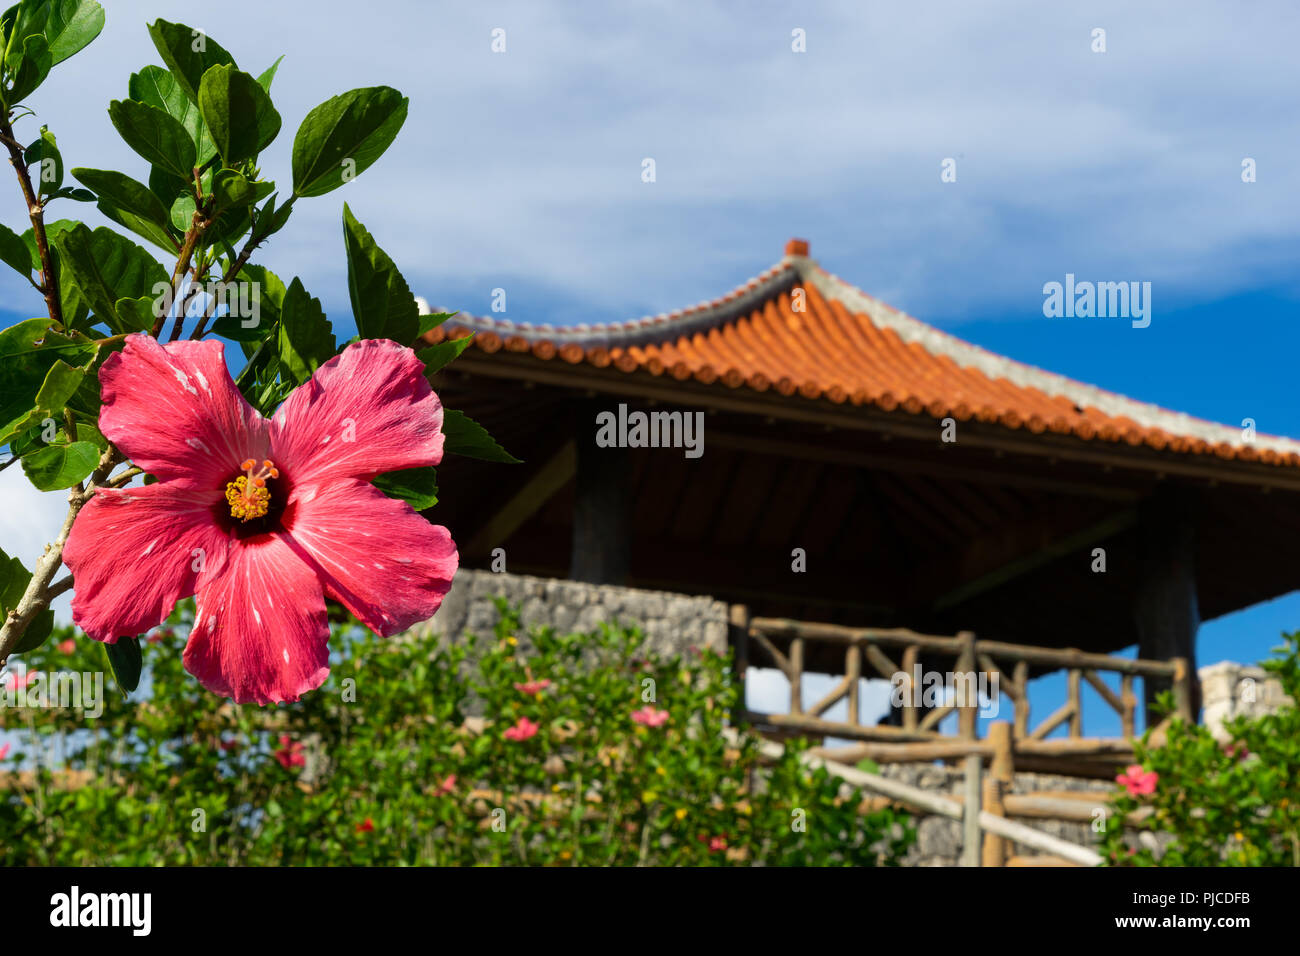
[0,743,10,760]
[356,818,375,834]
[57,639,75,654]
[513,679,551,695]
[4,671,34,691]
[1116,764,1158,797]
[436,774,456,795]
[504,716,539,741]
[709,836,727,852]
[1224,742,1250,761]
[631,706,669,728]
[62,336,459,705]
[273,734,305,770]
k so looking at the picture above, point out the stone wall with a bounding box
[414,568,729,658]
[1199,661,1294,743]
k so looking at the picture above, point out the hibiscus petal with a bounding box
[63,482,229,642]
[269,339,444,486]
[280,478,457,635]
[183,533,331,705]
[100,335,271,487]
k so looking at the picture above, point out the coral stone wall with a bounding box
[416,569,729,657]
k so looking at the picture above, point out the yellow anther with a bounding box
[225,458,279,522]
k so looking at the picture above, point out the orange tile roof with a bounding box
[420,239,1300,467]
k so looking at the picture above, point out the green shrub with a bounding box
[1100,634,1300,866]
[0,601,914,866]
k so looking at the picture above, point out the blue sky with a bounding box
[2,0,1298,733]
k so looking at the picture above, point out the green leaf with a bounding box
[0,220,30,279]
[372,466,438,511]
[169,191,196,232]
[23,125,61,196]
[113,296,160,334]
[108,98,197,180]
[417,334,473,378]
[210,168,271,215]
[256,192,293,239]
[0,357,83,446]
[129,64,216,166]
[198,64,281,165]
[237,263,287,322]
[0,318,96,439]
[441,409,520,464]
[277,276,335,385]
[0,547,53,654]
[291,86,408,198]
[257,55,283,92]
[146,19,235,105]
[6,32,51,104]
[43,0,103,66]
[417,310,456,337]
[50,224,168,334]
[49,185,94,202]
[71,167,178,253]
[20,438,98,490]
[342,204,418,345]
[104,635,143,695]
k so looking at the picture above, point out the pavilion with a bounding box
[420,240,1300,716]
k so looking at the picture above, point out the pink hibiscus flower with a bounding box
[63,335,458,705]
[1116,764,1159,797]
[436,774,456,795]
[503,716,540,741]
[631,706,669,728]
[4,670,34,691]
[57,639,75,654]
[513,678,551,695]
[273,735,305,769]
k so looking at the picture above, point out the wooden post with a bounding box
[846,642,861,726]
[729,604,750,723]
[902,644,919,730]
[1068,668,1083,738]
[1120,673,1136,738]
[1013,659,1029,739]
[960,753,982,866]
[957,631,977,740]
[1134,490,1201,722]
[1171,657,1195,723]
[789,637,804,715]
[570,400,630,585]
[981,722,1014,867]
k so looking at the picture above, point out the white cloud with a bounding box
[1,0,1296,329]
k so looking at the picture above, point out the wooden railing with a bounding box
[731,607,1196,778]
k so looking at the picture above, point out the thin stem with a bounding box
[46,575,74,600]
[0,109,63,328]
[0,445,121,667]
[191,195,296,341]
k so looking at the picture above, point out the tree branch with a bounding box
[0,445,122,666]
[0,109,63,328]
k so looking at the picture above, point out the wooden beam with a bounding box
[452,352,1300,494]
[465,440,575,556]
[931,508,1139,612]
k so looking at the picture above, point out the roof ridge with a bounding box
[437,256,801,348]
[800,262,1300,456]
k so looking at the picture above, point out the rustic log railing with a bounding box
[733,608,1196,767]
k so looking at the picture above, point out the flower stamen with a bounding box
[226,459,279,521]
